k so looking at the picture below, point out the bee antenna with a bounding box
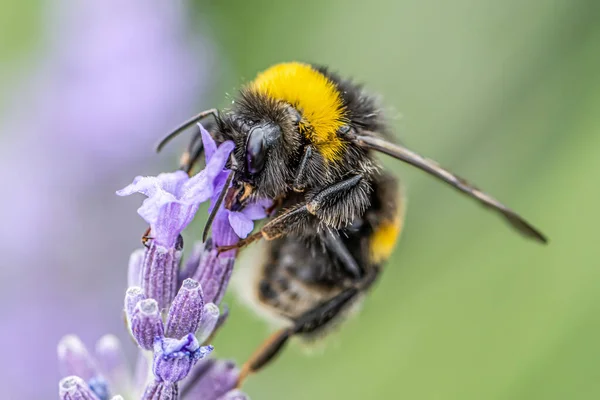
[155,108,218,153]
[202,170,234,243]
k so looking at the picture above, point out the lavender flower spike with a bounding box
[118,136,233,309]
[116,139,234,248]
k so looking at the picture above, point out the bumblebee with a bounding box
[158,62,547,384]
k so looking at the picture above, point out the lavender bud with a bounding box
[142,239,183,310]
[165,279,204,339]
[125,286,146,326]
[59,376,101,400]
[128,248,146,287]
[189,239,235,305]
[218,390,250,400]
[183,359,239,399]
[131,299,164,350]
[95,335,131,395]
[153,334,213,382]
[142,381,179,400]
[58,335,98,381]
[196,303,220,345]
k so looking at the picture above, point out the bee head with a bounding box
[222,90,303,210]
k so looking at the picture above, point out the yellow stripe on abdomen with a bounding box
[369,191,406,265]
[249,62,346,162]
[369,216,403,264]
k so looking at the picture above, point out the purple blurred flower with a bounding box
[1,1,213,399]
[58,335,131,400]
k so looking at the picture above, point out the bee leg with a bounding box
[236,287,360,387]
[322,230,363,279]
[218,175,366,252]
[292,145,313,192]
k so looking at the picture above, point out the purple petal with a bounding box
[211,208,238,249]
[130,299,164,350]
[182,140,234,202]
[151,202,198,248]
[199,123,217,162]
[153,334,213,382]
[59,376,101,400]
[116,171,188,199]
[240,201,269,220]
[228,211,254,238]
[165,279,204,339]
[117,168,216,247]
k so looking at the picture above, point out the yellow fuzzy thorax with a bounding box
[249,62,347,162]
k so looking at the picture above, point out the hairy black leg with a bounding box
[217,175,366,253]
[322,230,363,279]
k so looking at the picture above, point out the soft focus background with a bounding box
[1,0,598,399]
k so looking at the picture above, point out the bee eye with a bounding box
[246,127,267,175]
[245,123,281,176]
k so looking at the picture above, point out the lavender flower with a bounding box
[60,123,263,399]
[116,138,234,248]
[117,137,234,309]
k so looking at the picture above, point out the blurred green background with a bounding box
[2,0,599,399]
